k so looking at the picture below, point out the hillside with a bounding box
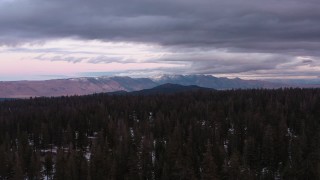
[128,83,214,95]
[0,76,157,98]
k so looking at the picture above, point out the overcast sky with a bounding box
[1,0,320,81]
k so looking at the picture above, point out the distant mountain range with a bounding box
[0,76,156,98]
[152,74,285,89]
[0,74,318,98]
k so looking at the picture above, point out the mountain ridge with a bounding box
[152,74,285,89]
[0,75,310,98]
[126,83,214,95]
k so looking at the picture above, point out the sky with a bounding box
[1,0,320,81]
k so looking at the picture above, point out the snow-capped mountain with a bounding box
[151,74,284,89]
[0,74,304,98]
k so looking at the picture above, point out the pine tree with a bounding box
[261,125,275,170]
[13,153,24,180]
[227,151,241,180]
[201,141,219,180]
[90,144,108,179]
[0,144,7,178]
[27,151,42,180]
[141,137,154,180]
[243,137,258,171]
[55,149,68,180]
[126,144,141,180]
[44,154,54,180]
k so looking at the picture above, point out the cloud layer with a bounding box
[1,0,320,79]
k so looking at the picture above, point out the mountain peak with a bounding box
[151,74,184,81]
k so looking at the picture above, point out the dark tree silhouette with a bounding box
[0,88,319,179]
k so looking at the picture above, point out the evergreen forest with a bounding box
[0,89,319,179]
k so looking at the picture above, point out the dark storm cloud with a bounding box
[1,0,320,52]
[1,0,320,77]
